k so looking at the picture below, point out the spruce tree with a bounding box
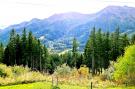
[27,31,33,68]
[42,45,49,72]
[15,34,22,65]
[110,27,120,61]
[72,37,78,67]
[96,28,103,73]
[21,28,27,65]
[90,27,96,75]
[0,43,4,62]
[9,29,16,65]
[3,45,10,65]
[103,31,110,69]
[120,33,129,55]
[131,34,135,44]
[84,27,96,75]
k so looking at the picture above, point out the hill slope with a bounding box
[0,6,135,52]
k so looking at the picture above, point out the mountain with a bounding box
[0,6,135,52]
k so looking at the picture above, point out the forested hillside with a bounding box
[0,27,135,73]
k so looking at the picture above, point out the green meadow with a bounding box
[0,82,134,89]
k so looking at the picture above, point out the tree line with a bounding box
[84,27,135,75]
[0,27,135,74]
[0,29,50,72]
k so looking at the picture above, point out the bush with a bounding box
[78,65,89,78]
[0,64,49,86]
[12,65,30,76]
[0,64,12,77]
[113,45,135,85]
[54,64,71,77]
[101,61,115,81]
[71,68,79,78]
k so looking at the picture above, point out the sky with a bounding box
[0,0,135,29]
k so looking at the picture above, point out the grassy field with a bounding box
[0,82,134,89]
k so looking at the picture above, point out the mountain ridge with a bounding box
[0,5,135,52]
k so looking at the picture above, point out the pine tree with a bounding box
[103,31,110,69]
[0,43,4,62]
[37,39,42,71]
[90,27,96,75]
[110,27,120,61]
[96,28,103,73]
[27,31,33,68]
[15,34,22,65]
[84,27,96,75]
[120,33,129,55]
[76,53,84,69]
[72,37,78,67]
[21,28,27,65]
[42,45,49,72]
[9,29,16,65]
[3,45,10,65]
[49,54,61,74]
[84,34,92,69]
[131,34,135,44]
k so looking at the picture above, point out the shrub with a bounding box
[54,64,71,77]
[113,45,135,85]
[101,61,115,81]
[71,67,79,78]
[0,64,12,77]
[0,64,49,85]
[12,65,30,76]
[78,65,89,78]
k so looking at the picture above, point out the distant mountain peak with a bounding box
[102,5,135,12]
[96,5,135,18]
[30,18,41,22]
[47,12,89,21]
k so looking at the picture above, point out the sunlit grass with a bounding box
[0,82,87,89]
[0,82,134,89]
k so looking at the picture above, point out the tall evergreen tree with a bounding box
[84,34,92,69]
[9,29,16,65]
[0,43,4,62]
[21,28,27,65]
[27,31,33,68]
[42,45,49,72]
[96,28,103,73]
[120,33,129,55]
[15,34,22,65]
[84,27,96,75]
[103,31,110,69]
[91,27,96,75]
[131,34,135,44]
[110,27,120,61]
[3,45,10,65]
[72,37,78,67]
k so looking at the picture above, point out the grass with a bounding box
[108,87,135,89]
[0,82,134,89]
[0,82,87,89]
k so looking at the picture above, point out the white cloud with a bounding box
[0,0,135,29]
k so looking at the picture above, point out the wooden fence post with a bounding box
[91,82,92,89]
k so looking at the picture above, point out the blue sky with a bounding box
[0,0,135,29]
